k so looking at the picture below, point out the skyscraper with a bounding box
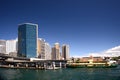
[0,39,18,56]
[6,39,18,54]
[37,38,45,59]
[62,44,70,60]
[51,43,60,60]
[37,38,51,60]
[51,47,56,60]
[45,42,51,60]
[18,23,38,58]
[55,43,60,60]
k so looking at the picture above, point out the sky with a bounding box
[0,0,120,57]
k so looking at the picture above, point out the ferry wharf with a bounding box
[0,55,67,70]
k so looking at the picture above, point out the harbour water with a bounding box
[0,65,120,80]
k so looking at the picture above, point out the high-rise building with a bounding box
[37,38,45,59]
[62,44,69,60]
[0,39,18,56]
[6,39,18,54]
[37,38,51,60]
[18,23,38,58]
[45,43,51,60]
[51,47,56,60]
[0,40,6,54]
[55,43,60,60]
[51,43,60,60]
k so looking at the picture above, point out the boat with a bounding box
[66,63,117,68]
[46,67,60,70]
[66,60,118,68]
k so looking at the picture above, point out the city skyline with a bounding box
[0,0,120,57]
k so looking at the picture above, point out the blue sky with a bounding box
[0,0,120,57]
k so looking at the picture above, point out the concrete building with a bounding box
[0,40,6,54]
[62,44,70,60]
[55,43,60,60]
[37,38,51,60]
[18,23,38,58]
[0,45,5,54]
[51,47,56,60]
[45,43,51,60]
[37,38,45,59]
[6,39,18,55]
[51,43,60,60]
[0,39,18,57]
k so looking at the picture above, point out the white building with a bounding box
[6,39,18,56]
[37,38,45,59]
[37,38,51,60]
[0,40,6,54]
[0,45,6,54]
[45,43,51,60]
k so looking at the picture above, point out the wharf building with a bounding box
[62,44,70,60]
[18,23,38,58]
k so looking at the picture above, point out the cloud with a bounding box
[89,45,120,57]
[71,46,120,57]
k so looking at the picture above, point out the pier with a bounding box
[0,55,67,70]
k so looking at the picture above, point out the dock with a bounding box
[0,55,67,70]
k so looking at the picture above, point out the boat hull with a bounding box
[66,64,118,68]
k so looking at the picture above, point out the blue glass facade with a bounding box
[18,23,38,58]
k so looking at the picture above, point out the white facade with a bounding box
[6,39,18,55]
[0,45,6,54]
[0,40,6,54]
[37,38,51,60]
[37,38,45,59]
[45,43,51,60]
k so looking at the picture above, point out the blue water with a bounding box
[0,65,120,80]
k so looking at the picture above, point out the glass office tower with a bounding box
[18,23,38,58]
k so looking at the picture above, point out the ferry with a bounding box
[66,60,118,68]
